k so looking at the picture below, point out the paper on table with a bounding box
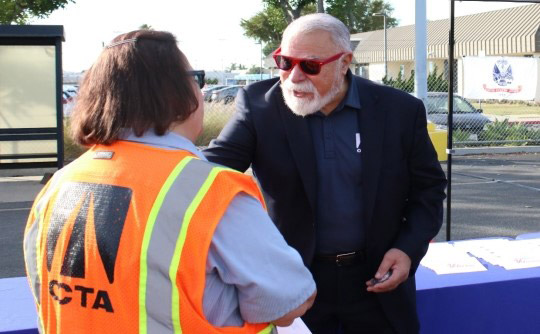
[455,238,540,270]
[276,318,312,334]
[495,239,540,270]
[420,242,487,275]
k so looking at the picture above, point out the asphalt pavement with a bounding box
[1,153,539,278]
[435,153,540,241]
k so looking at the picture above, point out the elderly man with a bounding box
[205,13,447,334]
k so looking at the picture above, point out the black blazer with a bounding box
[204,75,447,333]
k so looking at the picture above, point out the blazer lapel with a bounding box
[357,79,386,227]
[272,87,318,213]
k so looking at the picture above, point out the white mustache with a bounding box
[282,78,316,94]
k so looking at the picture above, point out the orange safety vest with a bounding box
[24,140,274,334]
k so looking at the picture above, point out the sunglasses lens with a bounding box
[300,60,321,75]
[276,55,293,71]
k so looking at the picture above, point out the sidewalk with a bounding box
[0,175,44,204]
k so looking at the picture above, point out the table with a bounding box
[3,238,540,334]
[416,240,540,334]
[0,277,37,334]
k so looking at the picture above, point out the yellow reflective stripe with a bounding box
[35,206,46,331]
[34,187,53,304]
[257,324,276,334]
[139,156,194,334]
[169,167,229,334]
[33,183,58,330]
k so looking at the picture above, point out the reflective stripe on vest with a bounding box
[139,156,210,333]
[139,156,273,334]
[24,168,67,306]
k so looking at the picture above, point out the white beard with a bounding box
[281,69,344,117]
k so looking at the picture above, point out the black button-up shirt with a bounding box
[307,72,364,254]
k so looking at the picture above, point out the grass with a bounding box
[63,120,87,162]
[469,102,540,116]
[194,102,236,147]
[63,102,236,161]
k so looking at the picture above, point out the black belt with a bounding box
[314,250,365,266]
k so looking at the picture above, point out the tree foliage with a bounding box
[227,63,247,72]
[139,24,153,30]
[326,0,397,33]
[265,0,315,23]
[241,2,317,56]
[247,65,264,74]
[205,78,219,85]
[383,66,449,94]
[427,65,448,93]
[0,0,75,24]
[382,70,415,93]
[241,0,396,56]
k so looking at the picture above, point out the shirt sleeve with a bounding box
[206,193,316,324]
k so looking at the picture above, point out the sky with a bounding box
[34,0,531,72]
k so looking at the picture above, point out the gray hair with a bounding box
[282,13,351,52]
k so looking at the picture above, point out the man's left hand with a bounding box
[365,248,411,293]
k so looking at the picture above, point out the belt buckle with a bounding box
[335,251,356,266]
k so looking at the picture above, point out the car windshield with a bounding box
[426,96,477,113]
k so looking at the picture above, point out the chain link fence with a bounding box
[381,61,540,149]
[62,68,540,160]
[195,100,236,147]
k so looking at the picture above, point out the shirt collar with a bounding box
[118,129,207,161]
[312,70,362,117]
[336,70,362,112]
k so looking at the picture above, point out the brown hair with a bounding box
[70,30,199,145]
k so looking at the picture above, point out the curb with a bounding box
[454,146,540,155]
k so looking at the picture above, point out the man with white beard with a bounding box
[205,13,447,334]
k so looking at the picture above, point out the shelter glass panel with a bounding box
[0,45,57,162]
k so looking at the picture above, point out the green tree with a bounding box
[205,78,219,85]
[427,65,448,92]
[0,0,75,24]
[247,65,263,74]
[265,0,315,24]
[326,0,397,33]
[383,70,415,93]
[241,0,396,56]
[226,63,247,72]
[241,4,295,56]
[139,23,153,30]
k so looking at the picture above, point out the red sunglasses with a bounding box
[272,47,346,75]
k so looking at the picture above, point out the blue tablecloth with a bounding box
[3,238,540,334]
[416,240,540,334]
[0,277,37,334]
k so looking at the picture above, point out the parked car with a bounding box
[202,85,227,101]
[62,90,77,116]
[423,92,492,134]
[211,85,243,104]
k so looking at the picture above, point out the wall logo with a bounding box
[492,58,513,87]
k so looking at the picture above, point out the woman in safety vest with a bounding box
[24,29,316,334]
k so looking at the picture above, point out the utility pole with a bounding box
[415,0,428,101]
[373,13,388,79]
[259,41,263,81]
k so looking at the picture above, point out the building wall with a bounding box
[366,59,449,83]
[368,63,385,82]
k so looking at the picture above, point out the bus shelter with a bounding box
[0,25,64,170]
